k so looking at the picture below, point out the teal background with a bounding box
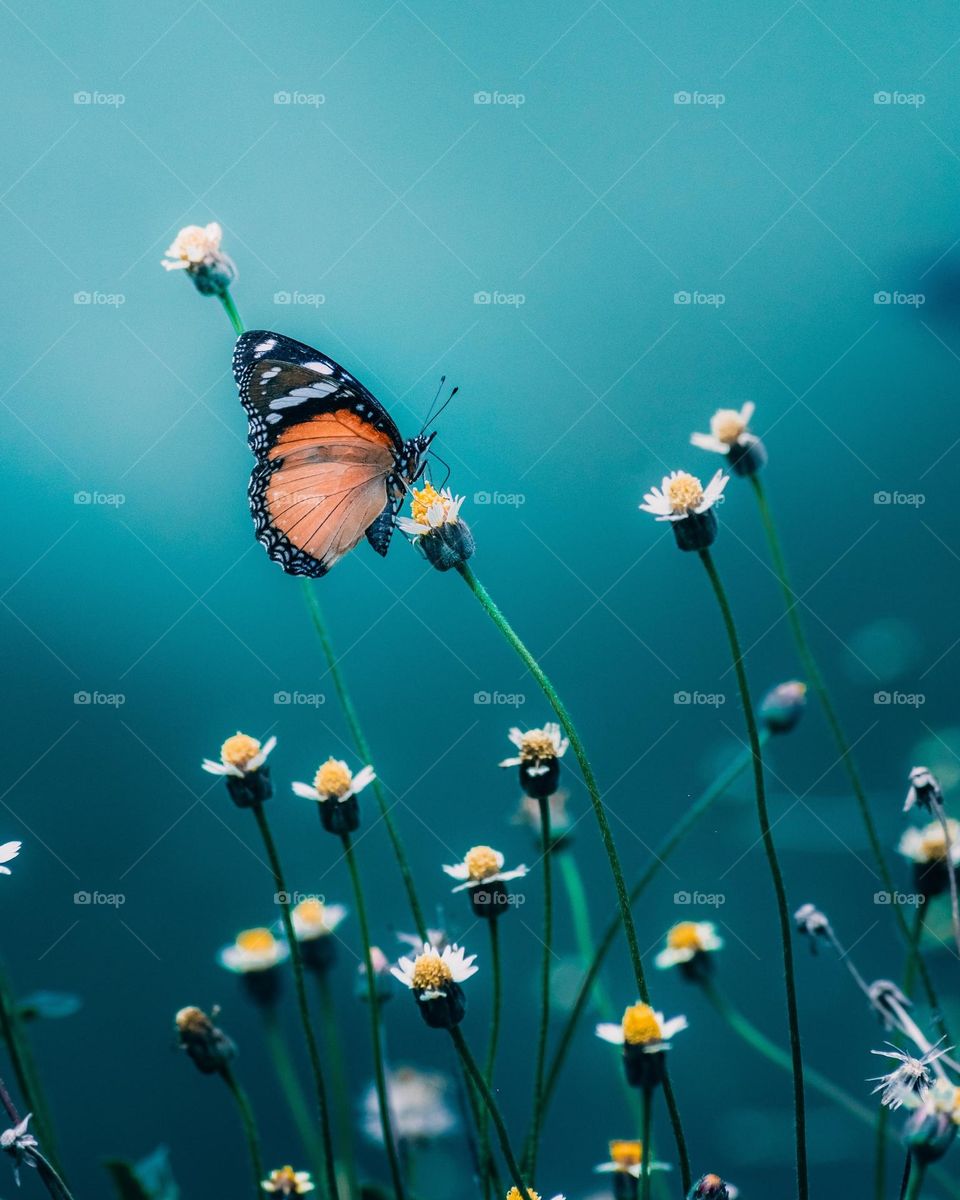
[1,1,959,1196]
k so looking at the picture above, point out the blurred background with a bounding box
[1,1,959,1196]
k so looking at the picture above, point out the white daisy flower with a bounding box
[291,899,348,942]
[390,943,478,1002]
[261,1166,315,1195]
[870,1043,950,1109]
[396,484,466,537]
[202,733,276,779]
[654,921,723,969]
[596,1003,687,1053]
[443,846,528,893]
[162,222,224,271]
[505,1189,565,1200]
[639,469,728,523]
[361,1066,458,1144]
[0,842,21,876]
[292,759,375,804]
[898,819,960,865]
[595,1140,670,1178]
[690,403,755,456]
[499,724,569,774]
[218,927,290,974]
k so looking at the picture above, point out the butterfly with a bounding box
[232,330,438,577]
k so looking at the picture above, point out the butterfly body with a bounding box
[232,331,434,577]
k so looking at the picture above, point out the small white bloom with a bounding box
[0,842,22,876]
[905,765,943,814]
[202,733,276,779]
[640,469,728,523]
[292,759,376,804]
[396,484,466,537]
[596,1003,687,1053]
[0,1113,37,1185]
[443,846,528,892]
[499,724,569,773]
[361,1066,458,1144]
[869,1043,950,1110]
[595,1139,670,1178]
[291,899,348,942]
[390,942,478,1001]
[690,403,756,455]
[654,921,723,969]
[218,928,290,974]
[162,222,224,271]
[898,820,960,866]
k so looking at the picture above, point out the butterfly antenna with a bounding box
[420,378,459,434]
[427,450,452,489]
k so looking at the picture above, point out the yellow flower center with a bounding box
[710,408,747,444]
[518,732,557,762]
[920,828,949,860]
[506,1190,541,1200]
[411,951,453,992]
[221,732,261,769]
[237,928,276,954]
[667,922,704,952]
[314,758,352,798]
[665,473,704,514]
[622,1003,662,1045]
[410,483,442,525]
[265,1166,310,1195]
[464,846,501,880]
[293,898,326,929]
[701,1176,723,1190]
[175,1006,210,1035]
[609,1140,643,1168]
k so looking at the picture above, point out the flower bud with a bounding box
[175,1006,236,1075]
[760,681,807,735]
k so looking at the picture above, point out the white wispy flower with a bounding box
[869,1043,950,1109]
[639,469,728,523]
[202,733,276,779]
[390,943,478,1001]
[654,921,723,969]
[904,766,943,814]
[690,403,756,456]
[292,759,376,804]
[443,846,528,892]
[291,899,347,942]
[0,842,21,876]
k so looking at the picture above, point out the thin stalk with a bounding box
[251,804,339,1200]
[480,918,502,1200]
[750,475,946,1035]
[455,563,691,1190]
[0,1073,74,1200]
[899,1152,914,1200]
[450,1026,531,1199]
[263,1008,326,1182]
[222,1065,265,1198]
[640,1084,653,1200]
[698,546,807,1200]
[342,831,407,1200]
[543,739,761,1113]
[218,288,244,337]
[0,967,60,1176]
[933,804,960,956]
[302,580,428,942]
[316,972,359,1200]
[906,1159,928,1200]
[525,796,553,1180]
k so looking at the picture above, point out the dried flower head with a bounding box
[905,766,944,814]
[162,222,237,297]
[175,1005,236,1075]
[869,1042,949,1109]
[0,1114,37,1186]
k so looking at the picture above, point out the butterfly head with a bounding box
[400,431,436,486]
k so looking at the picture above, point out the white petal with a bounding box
[352,765,376,793]
[596,1022,625,1045]
[292,781,320,800]
[0,842,21,864]
[690,432,729,455]
[660,1015,688,1040]
[201,760,232,776]
[740,401,755,424]
[443,864,471,881]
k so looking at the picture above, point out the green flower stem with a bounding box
[342,831,407,1200]
[0,1074,74,1200]
[525,796,554,1180]
[455,563,691,1191]
[906,1159,928,1200]
[221,1065,265,1198]
[749,475,947,1034]
[933,804,960,956]
[262,1007,327,1184]
[450,1025,532,1199]
[316,971,359,1200]
[0,966,61,1177]
[543,740,761,1113]
[480,917,502,1200]
[698,546,807,1200]
[640,1085,653,1200]
[251,804,339,1200]
[302,580,429,943]
[218,288,244,337]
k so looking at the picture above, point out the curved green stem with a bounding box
[698,547,807,1200]
[450,1026,531,1199]
[342,831,407,1200]
[640,1085,653,1200]
[750,475,947,1036]
[251,805,339,1200]
[543,739,760,1113]
[481,918,502,1200]
[301,580,428,943]
[525,796,553,1180]
[222,1066,265,1198]
[218,288,244,337]
[906,1159,928,1200]
[316,971,359,1200]
[455,563,691,1190]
